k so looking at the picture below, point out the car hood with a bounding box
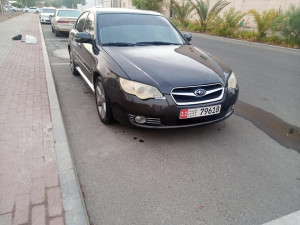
[103,45,231,94]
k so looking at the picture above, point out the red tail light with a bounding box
[57,20,68,23]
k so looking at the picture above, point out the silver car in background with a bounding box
[51,9,81,37]
[23,7,39,13]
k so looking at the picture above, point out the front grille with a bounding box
[145,117,161,125]
[171,83,224,105]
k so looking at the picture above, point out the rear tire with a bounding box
[69,50,79,76]
[55,30,60,37]
[51,26,55,33]
[94,77,114,124]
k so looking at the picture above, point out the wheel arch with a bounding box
[93,71,103,86]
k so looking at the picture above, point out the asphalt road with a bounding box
[190,34,300,127]
[42,24,300,225]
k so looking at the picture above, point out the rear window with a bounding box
[57,10,81,17]
[42,9,56,13]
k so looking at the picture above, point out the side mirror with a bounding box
[75,32,92,43]
[183,32,192,42]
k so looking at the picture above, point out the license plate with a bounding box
[179,105,221,119]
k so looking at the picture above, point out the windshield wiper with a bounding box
[135,41,181,46]
[102,42,136,46]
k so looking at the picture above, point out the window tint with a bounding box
[98,14,184,45]
[42,9,55,13]
[76,12,88,32]
[84,13,95,36]
[57,10,81,17]
[42,9,56,13]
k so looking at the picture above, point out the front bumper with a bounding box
[109,85,239,128]
[41,18,51,23]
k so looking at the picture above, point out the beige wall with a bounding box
[226,0,299,12]
[103,0,300,12]
[187,0,300,27]
[96,0,300,27]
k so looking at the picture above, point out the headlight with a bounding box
[119,78,163,100]
[228,72,237,89]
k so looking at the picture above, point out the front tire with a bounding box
[94,77,114,124]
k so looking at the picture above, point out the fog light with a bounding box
[225,105,234,117]
[135,116,147,124]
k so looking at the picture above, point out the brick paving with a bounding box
[0,12,23,24]
[0,13,65,225]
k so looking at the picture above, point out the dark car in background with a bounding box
[68,8,239,128]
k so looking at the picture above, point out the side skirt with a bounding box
[76,66,95,92]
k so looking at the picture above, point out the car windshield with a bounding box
[57,10,81,17]
[97,14,185,46]
[42,9,56,13]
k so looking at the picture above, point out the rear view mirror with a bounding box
[75,32,92,43]
[183,33,192,42]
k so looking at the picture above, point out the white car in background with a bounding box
[51,9,81,36]
[23,7,39,13]
[5,6,17,12]
[40,8,56,24]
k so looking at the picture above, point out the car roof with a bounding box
[84,7,162,16]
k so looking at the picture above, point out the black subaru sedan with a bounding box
[68,8,239,128]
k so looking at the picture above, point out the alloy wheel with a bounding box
[96,81,107,120]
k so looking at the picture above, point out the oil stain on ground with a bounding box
[234,101,300,153]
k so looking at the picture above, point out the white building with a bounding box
[77,0,134,11]
[77,0,171,16]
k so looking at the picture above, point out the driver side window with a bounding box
[76,12,88,32]
[84,12,95,37]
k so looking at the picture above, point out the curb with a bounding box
[262,210,300,225]
[38,19,90,225]
[190,32,300,53]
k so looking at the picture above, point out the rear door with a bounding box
[71,12,88,71]
[80,12,95,81]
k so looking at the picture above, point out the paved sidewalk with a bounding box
[0,12,23,23]
[0,14,64,225]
